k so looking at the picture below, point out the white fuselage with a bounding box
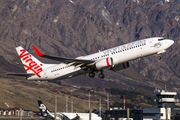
[63,113,102,120]
[48,112,102,120]
[28,37,174,81]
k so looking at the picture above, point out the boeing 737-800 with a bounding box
[8,37,174,81]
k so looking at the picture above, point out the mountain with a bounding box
[0,0,180,110]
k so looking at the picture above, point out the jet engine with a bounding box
[111,62,129,71]
[95,57,113,70]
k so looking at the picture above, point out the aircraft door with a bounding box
[149,39,154,48]
[148,39,155,54]
[44,70,48,79]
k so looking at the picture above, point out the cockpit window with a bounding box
[158,38,165,41]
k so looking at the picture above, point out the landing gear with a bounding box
[98,71,105,79]
[89,70,105,79]
[157,56,161,60]
[89,72,95,78]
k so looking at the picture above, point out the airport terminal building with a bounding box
[104,89,180,120]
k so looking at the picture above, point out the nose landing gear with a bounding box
[157,56,161,60]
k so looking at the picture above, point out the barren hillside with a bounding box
[0,0,180,110]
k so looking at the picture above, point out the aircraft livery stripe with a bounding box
[106,57,110,66]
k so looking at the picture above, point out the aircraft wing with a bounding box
[7,73,35,78]
[32,45,95,66]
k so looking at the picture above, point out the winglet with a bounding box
[32,45,45,57]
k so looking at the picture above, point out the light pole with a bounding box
[99,98,101,117]
[89,92,91,110]
[71,98,73,113]
[105,94,109,109]
[66,96,68,113]
[55,95,57,120]
[86,92,91,120]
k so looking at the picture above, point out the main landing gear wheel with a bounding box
[98,73,105,79]
[157,56,161,60]
[98,71,105,79]
[89,72,95,78]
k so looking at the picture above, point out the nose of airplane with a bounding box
[168,39,174,46]
[163,39,174,48]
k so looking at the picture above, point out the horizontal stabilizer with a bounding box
[7,73,35,78]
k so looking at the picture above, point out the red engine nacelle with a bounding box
[95,57,113,70]
[111,62,129,71]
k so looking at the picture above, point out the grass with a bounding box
[0,78,99,112]
[0,77,166,112]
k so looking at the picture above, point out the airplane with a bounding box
[38,100,102,120]
[8,37,174,81]
[38,100,80,120]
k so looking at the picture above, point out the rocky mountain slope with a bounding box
[0,0,180,103]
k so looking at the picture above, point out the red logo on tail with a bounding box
[19,49,43,77]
